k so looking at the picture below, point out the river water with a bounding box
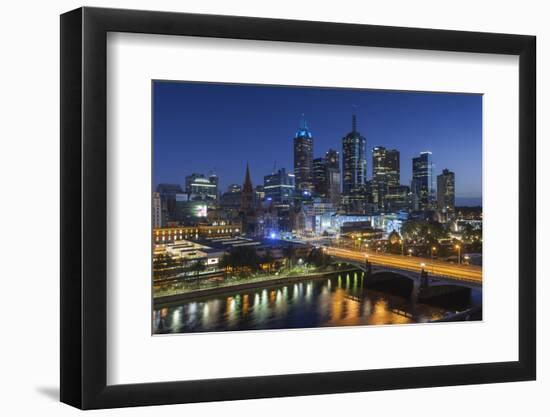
[153,271,481,334]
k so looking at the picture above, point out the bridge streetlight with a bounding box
[455,244,461,265]
[431,246,437,274]
[408,248,413,257]
[420,262,428,287]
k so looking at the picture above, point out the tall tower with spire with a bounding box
[293,114,314,194]
[241,162,254,211]
[239,163,258,236]
[342,112,367,212]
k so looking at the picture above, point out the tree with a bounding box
[261,249,275,274]
[219,254,230,280]
[190,260,206,285]
[401,221,420,241]
[306,247,332,269]
[221,246,261,277]
[282,245,297,269]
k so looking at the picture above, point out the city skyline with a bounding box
[153,81,482,205]
[152,80,483,333]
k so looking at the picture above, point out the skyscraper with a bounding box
[325,149,341,207]
[293,115,314,193]
[372,147,400,210]
[325,148,339,170]
[342,114,367,212]
[412,151,434,211]
[312,157,327,197]
[264,168,295,204]
[386,149,400,188]
[437,168,455,213]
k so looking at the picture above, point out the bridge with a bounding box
[325,246,482,290]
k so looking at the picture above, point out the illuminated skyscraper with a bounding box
[325,148,339,170]
[312,157,327,196]
[293,115,314,193]
[342,114,367,212]
[325,149,341,207]
[412,151,434,211]
[372,147,400,209]
[437,168,455,214]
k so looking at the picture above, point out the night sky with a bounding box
[153,81,482,204]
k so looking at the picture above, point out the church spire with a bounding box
[242,162,253,193]
[241,163,254,212]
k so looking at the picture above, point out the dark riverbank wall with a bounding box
[155,268,358,307]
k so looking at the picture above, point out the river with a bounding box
[153,271,481,334]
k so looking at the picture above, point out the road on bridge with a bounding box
[325,247,482,284]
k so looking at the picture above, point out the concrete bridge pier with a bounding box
[411,276,421,305]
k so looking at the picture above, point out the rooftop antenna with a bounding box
[299,113,308,130]
[272,160,277,174]
[352,104,358,132]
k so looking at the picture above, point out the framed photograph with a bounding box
[60,6,536,409]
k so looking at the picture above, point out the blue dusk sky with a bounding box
[153,81,482,203]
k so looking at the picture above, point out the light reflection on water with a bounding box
[154,272,480,334]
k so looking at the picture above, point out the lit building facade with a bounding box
[385,185,412,213]
[185,173,218,201]
[437,168,455,216]
[293,116,314,193]
[411,151,434,211]
[264,168,295,204]
[372,146,400,210]
[174,194,208,224]
[326,167,341,208]
[342,114,367,212]
[312,157,327,197]
[153,223,241,244]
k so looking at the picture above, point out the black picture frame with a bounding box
[60,6,536,410]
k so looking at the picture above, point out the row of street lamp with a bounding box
[351,235,469,267]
